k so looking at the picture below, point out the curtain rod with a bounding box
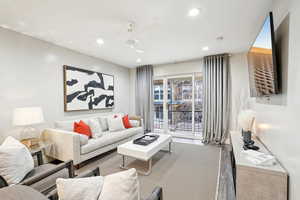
[136,53,232,67]
[203,53,231,59]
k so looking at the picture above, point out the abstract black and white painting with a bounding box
[63,65,114,111]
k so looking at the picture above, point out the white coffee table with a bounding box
[117,133,172,175]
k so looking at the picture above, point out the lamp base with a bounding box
[243,143,260,151]
[21,138,40,148]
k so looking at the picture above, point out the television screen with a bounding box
[247,12,278,97]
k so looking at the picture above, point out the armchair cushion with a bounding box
[0,185,48,200]
[56,176,104,200]
[0,136,34,185]
[55,169,140,200]
[99,168,140,200]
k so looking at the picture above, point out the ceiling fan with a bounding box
[125,21,144,53]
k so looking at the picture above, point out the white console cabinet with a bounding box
[230,131,288,200]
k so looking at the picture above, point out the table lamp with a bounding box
[13,107,44,147]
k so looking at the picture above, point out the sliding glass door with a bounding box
[153,79,164,131]
[194,74,203,135]
[167,76,193,134]
[153,73,203,138]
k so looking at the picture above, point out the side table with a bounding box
[26,140,54,165]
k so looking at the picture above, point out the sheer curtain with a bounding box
[136,65,154,132]
[202,54,231,144]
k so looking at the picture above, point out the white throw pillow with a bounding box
[129,120,140,127]
[99,168,140,200]
[0,136,34,185]
[89,118,103,138]
[56,176,104,200]
[98,117,109,132]
[107,116,125,132]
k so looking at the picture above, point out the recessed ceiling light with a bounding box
[126,39,139,49]
[202,46,209,51]
[136,58,141,63]
[136,49,144,53]
[96,38,104,45]
[188,8,200,17]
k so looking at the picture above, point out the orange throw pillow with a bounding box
[73,120,92,138]
[122,115,132,129]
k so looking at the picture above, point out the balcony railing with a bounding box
[153,110,203,134]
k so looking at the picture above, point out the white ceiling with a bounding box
[0,0,273,68]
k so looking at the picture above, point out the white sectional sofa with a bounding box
[41,114,144,165]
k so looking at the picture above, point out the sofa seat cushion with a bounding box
[125,127,143,135]
[81,127,142,155]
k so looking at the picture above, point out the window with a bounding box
[153,73,203,138]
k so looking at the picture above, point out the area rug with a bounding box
[77,142,221,200]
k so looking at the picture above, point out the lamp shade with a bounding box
[238,109,256,131]
[13,107,44,126]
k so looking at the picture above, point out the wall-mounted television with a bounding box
[247,12,279,97]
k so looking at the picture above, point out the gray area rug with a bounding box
[77,142,221,200]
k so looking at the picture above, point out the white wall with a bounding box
[0,28,131,142]
[230,0,300,198]
[257,1,299,198]
[230,53,253,130]
[153,59,202,77]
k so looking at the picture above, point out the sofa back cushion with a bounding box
[54,113,125,132]
[55,121,74,131]
[99,168,140,200]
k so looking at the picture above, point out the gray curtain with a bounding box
[136,65,154,132]
[203,54,231,144]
